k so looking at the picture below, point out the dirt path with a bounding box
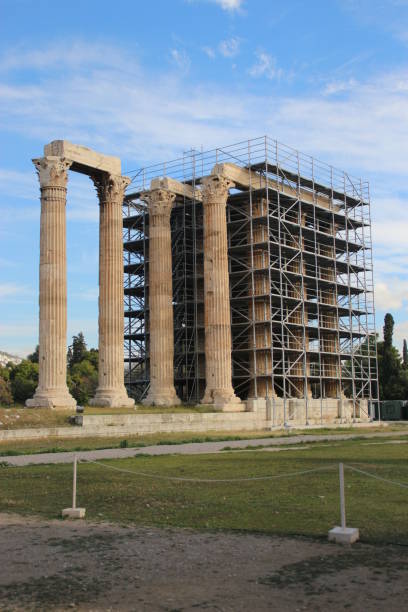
[2,431,407,467]
[0,513,406,611]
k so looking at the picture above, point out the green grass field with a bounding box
[0,403,221,431]
[1,438,407,544]
[1,424,406,457]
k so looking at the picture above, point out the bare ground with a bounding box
[0,514,407,611]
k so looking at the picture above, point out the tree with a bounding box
[383,313,394,351]
[377,313,408,400]
[27,345,39,363]
[0,367,13,406]
[68,332,87,368]
[68,359,98,405]
[403,339,408,369]
[9,360,39,404]
[66,333,98,405]
[83,348,98,371]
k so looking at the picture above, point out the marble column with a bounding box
[201,174,242,411]
[142,189,180,406]
[90,173,135,407]
[26,156,76,409]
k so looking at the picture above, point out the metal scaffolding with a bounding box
[123,136,378,418]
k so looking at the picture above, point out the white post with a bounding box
[339,462,346,529]
[62,453,85,519]
[328,462,359,543]
[72,454,77,510]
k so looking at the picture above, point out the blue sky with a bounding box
[1,0,408,356]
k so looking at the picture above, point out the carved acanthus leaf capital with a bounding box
[92,173,131,203]
[144,189,176,219]
[201,175,234,207]
[33,156,72,189]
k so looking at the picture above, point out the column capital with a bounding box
[92,173,131,203]
[201,174,234,206]
[144,189,176,220]
[32,156,72,189]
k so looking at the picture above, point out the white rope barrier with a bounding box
[80,458,408,488]
[81,458,337,483]
[345,464,408,490]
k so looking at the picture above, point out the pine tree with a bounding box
[68,332,87,368]
[383,313,394,351]
[377,313,408,400]
[27,345,39,363]
[403,339,408,369]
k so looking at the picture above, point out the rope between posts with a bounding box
[345,464,408,490]
[81,458,337,483]
[74,458,408,488]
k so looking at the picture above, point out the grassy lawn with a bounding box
[1,424,407,457]
[0,403,221,430]
[0,438,407,544]
[0,406,74,430]
[0,431,277,456]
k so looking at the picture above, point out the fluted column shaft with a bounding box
[143,189,179,406]
[201,175,241,410]
[90,174,134,408]
[26,156,76,409]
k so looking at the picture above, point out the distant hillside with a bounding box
[0,351,22,367]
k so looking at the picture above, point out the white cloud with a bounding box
[202,46,216,59]
[1,40,408,184]
[0,168,99,224]
[170,49,191,74]
[219,37,241,57]
[374,280,408,311]
[0,168,37,200]
[71,287,99,302]
[1,40,408,181]
[0,258,16,268]
[0,322,37,337]
[249,51,283,80]
[339,0,408,47]
[186,0,244,12]
[394,320,408,348]
[323,78,358,96]
[215,0,243,10]
[0,41,129,73]
[0,283,30,301]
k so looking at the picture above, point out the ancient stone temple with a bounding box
[27,141,134,409]
[27,136,377,423]
[123,136,378,423]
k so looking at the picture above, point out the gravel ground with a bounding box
[3,431,407,467]
[0,513,407,611]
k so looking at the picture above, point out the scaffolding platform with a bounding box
[123,136,378,422]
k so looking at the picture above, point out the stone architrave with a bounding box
[90,173,135,408]
[201,174,242,411]
[142,189,180,406]
[26,157,76,409]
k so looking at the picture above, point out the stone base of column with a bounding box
[201,389,244,412]
[26,389,76,411]
[142,388,181,407]
[90,388,135,408]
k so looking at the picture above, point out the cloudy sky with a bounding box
[1,0,408,356]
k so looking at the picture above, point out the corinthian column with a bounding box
[90,173,135,408]
[201,174,242,411]
[142,189,180,406]
[26,157,76,410]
